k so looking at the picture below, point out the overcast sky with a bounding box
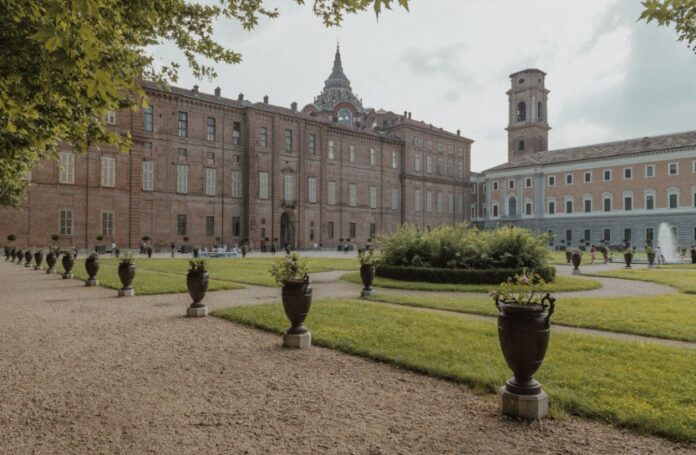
[153,0,696,172]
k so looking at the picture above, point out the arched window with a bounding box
[337,109,353,125]
[508,197,517,217]
[537,101,543,120]
[518,140,525,151]
[516,101,526,121]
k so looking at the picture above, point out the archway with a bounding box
[280,211,296,249]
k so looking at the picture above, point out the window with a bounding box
[458,162,464,178]
[492,203,499,217]
[415,154,421,171]
[391,189,399,210]
[308,134,316,155]
[308,177,317,203]
[205,168,216,196]
[327,221,334,239]
[448,193,454,214]
[623,167,632,179]
[230,121,241,145]
[309,222,315,242]
[370,148,376,166]
[547,175,555,187]
[436,159,443,176]
[668,162,678,175]
[207,117,216,142]
[448,145,454,154]
[565,229,572,243]
[259,172,269,199]
[177,112,188,137]
[471,204,477,218]
[492,181,499,191]
[284,175,295,201]
[101,211,114,236]
[100,155,115,187]
[518,140,525,152]
[415,189,422,211]
[232,217,240,236]
[369,186,377,209]
[370,223,376,238]
[349,184,357,207]
[284,129,293,152]
[143,141,152,155]
[624,228,632,243]
[258,127,267,148]
[525,201,532,216]
[177,215,187,236]
[693,160,696,173]
[437,192,444,212]
[231,171,242,198]
[603,195,611,212]
[426,191,433,212]
[603,228,611,242]
[349,222,356,239]
[391,151,397,169]
[508,197,517,216]
[603,169,612,181]
[59,152,75,184]
[106,110,116,125]
[176,165,188,193]
[537,101,543,120]
[646,193,655,210]
[328,141,335,160]
[645,165,655,178]
[508,179,515,189]
[426,156,432,173]
[565,174,573,185]
[59,209,73,235]
[414,136,423,148]
[516,101,526,121]
[565,198,573,214]
[177,147,187,162]
[206,216,215,237]
[548,200,556,215]
[646,227,654,244]
[328,182,336,205]
[624,193,633,211]
[143,106,154,132]
[437,143,444,153]
[426,140,433,151]
[142,160,154,191]
[349,144,356,162]
[525,177,532,188]
[338,109,353,125]
[584,172,592,183]
[668,190,679,208]
[584,198,592,213]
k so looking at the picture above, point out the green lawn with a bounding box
[340,271,601,293]
[589,269,696,294]
[657,263,696,269]
[213,299,696,441]
[365,293,696,342]
[75,256,358,288]
[70,260,244,295]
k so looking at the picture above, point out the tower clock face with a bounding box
[337,108,353,125]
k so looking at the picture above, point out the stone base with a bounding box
[361,289,375,297]
[24,263,32,268]
[571,269,581,275]
[47,268,55,274]
[186,306,208,317]
[34,266,42,271]
[118,288,135,297]
[283,331,311,349]
[499,386,548,419]
[86,279,99,287]
[62,273,73,279]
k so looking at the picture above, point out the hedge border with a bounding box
[375,264,556,284]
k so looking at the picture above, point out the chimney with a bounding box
[403,111,407,117]
[263,95,269,104]
[214,87,221,97]
[408,112,412,119]
[192,85,199,94]
[291,102,297,111]
[238,93,244,102]
[457,129,461,136]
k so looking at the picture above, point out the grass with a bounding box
[70,260,244,295]
[73,256,358,288]
[364,293,696,343]
[589,268,696,294]
[213,299,696,442]
[657,263,696,269]
[340,271,601,293]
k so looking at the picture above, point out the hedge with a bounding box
[375,264,556,285]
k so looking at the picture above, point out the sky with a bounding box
[151,0,696,172]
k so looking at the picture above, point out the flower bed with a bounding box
[375,264,555,284]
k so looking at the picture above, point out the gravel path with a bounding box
[1,263,694,454]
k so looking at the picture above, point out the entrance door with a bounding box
[280,211,296,249]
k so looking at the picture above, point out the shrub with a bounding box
[376,264,555,285]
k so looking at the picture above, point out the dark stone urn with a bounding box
[118,262,136,291]
[10,248,16,262]
[15,249,23,265]
[61,254,75,278]
[187,269,209,307]
[624,252,633,268]
[647,252,656,267]
[281,276,312,335]
[564,250,572,264]
[24,250,32,267]
[571,252,581,272]
[147,247,153,258]
[85,254,100,283]
[4,247,9,261]
[33,250,44,270]
[495,294,555,396]
[46,251,57,273]
[360,264,376,296]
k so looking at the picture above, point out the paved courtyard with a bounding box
[0,261,693,454]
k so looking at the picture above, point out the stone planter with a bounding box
[624,253,633,268]
[85,254,100,286]
[647,252,656,267]
[564,251,572,264]
[147,247,153,258]
[61,254,74,279]
[33,251,44,270]
[360,264,376,297]
[46,252,57,273]
[495,294,555,419]
[16,249,24,266]
[186,269,209,317]
[117,262,136,296]
[571,252,581,274]
[4,247,9,261]
[281,276,313,348]
[10,248,17,262]
[24,250,32,267]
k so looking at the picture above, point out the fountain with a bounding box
[657,223,679,263]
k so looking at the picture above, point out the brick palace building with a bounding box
[0,46,473,250]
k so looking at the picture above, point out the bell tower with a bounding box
[505,69,550,161]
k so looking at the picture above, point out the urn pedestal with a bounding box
[281,277,312,349]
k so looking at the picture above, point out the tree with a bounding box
[640,0,696,53]
[0,0,409,207]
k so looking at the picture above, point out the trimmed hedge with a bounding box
[375,264,556,285]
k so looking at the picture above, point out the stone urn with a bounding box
[147,247,153,258]
[15,249,24,265]
[4,247,9,261]
[33,250,44,270]
[281,276,313,348]
[186,268,209,317]
[10,248,17,262]
[571,251,581,273]
[647,251,656,267]
[85,253,100,286]
[24,250,32,267]
[564,250,572,264]
[46,251,57,273]
[61,253,75,278]
[117,261,136,296]
[360,264,376,297]
[495,294,555,418]
[623,252,633,268]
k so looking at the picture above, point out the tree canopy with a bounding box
[641,0,696,53]
[0,0,409,207]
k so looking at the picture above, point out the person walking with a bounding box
[601,246,608,264]
[170,242,176,258]
[270,243,276,256]
[590,245,596,265]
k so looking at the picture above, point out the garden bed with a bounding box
[376,263,555,284]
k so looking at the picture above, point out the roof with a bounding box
[485,130,696,172]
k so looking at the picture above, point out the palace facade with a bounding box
[0,46,472,249]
